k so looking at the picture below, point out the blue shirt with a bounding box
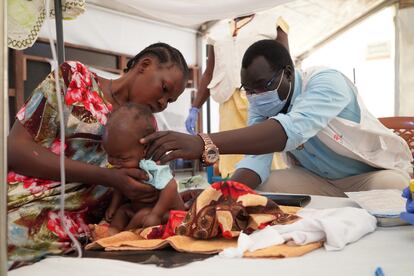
[236,69,378,183]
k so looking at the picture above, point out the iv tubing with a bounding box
[45,0,82,257]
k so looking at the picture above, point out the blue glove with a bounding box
[400,186,414,225]
[185,107,199,135]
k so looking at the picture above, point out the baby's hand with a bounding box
[105,206,116,222]
[142,212,162,228]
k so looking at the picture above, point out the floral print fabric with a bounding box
[176,181,299,239]
[139,181,299,240]
[8,61,113,269]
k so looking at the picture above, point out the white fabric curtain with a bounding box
[87,0,386,59]
[88,0,292,28]
[39,5,197,64]
[396,7,414,116]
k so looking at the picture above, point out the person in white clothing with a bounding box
[143,39,413,197]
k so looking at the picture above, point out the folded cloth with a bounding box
[139,159,173,190]
[220,207,376,258]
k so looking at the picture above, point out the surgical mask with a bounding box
[246,70,292,118]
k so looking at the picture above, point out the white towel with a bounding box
[220,207,377,258]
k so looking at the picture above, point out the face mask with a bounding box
[246,70,292,118]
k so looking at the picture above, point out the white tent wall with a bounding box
[396,6,414,116]
[88,0,292,28]
[38,4,198,65]
[38,4,198,133]
[302,7,396,118]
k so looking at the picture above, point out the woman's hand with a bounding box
[106,168,159,202]
[140,131,204,164]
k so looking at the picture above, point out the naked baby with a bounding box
[97,103,185,237]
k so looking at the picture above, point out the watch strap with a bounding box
[198,133,214,147]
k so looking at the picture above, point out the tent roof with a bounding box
[88,0,292,28]
[88,0,390,58]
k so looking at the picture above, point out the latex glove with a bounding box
[185,107,199,135]
[400,186,414,225]
[402,186,414,212]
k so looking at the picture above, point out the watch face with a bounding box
[206,148,219,162]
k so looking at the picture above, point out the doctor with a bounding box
[185,14,289,178]
[142,39,412,196]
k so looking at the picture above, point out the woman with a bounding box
[7,42,189,268]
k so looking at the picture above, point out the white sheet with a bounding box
[220,207,377,258]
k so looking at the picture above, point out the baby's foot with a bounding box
[142,213,162,228]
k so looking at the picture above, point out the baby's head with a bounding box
[103,103,156,168]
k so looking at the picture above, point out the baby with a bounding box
[101,103,184,236]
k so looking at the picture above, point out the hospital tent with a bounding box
[1,0,414,273]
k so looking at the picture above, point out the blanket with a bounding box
[86,181,322,258]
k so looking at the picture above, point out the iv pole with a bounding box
[0,0,8,274]
[54,0,65,64]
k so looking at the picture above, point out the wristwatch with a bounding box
[197,133,220,166]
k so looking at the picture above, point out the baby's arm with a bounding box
[105,190,126,222]
[142,179,185,227]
